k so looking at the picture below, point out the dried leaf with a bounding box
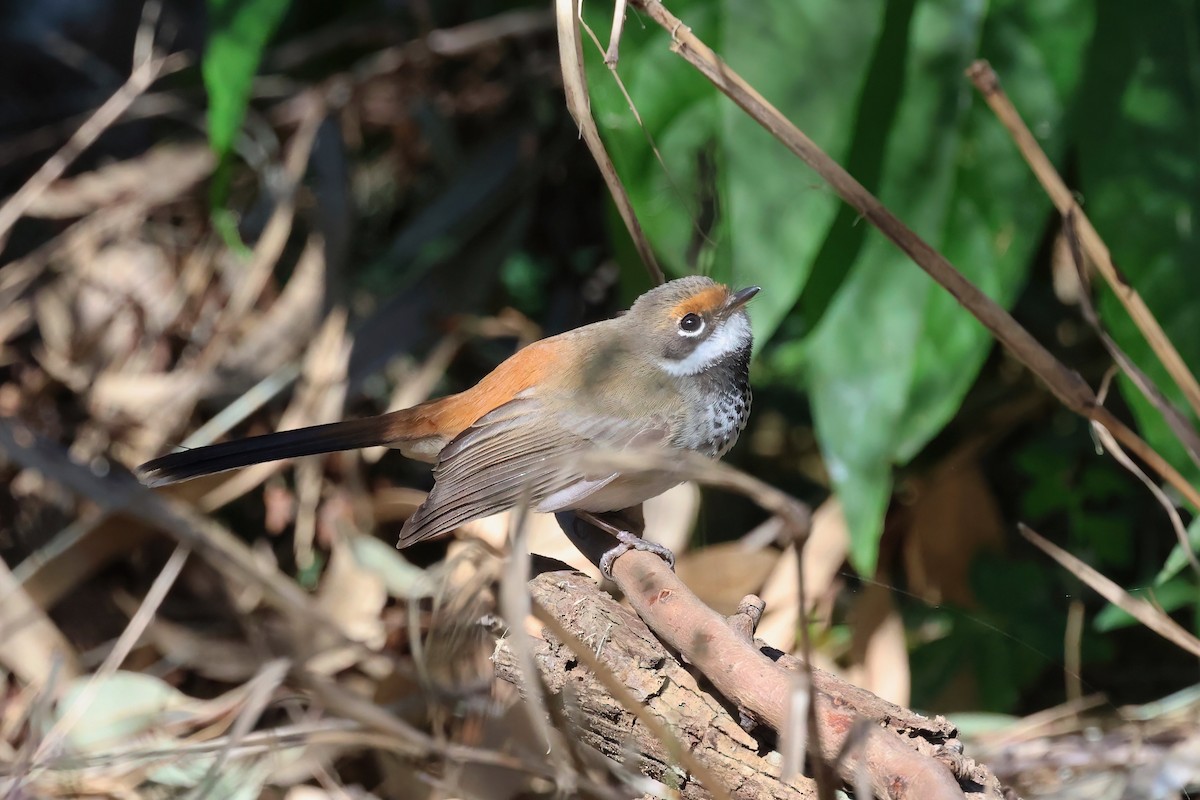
[311,536,389,674]
[845,582,910,707]
[24,143,213,219]
[903,452,1005,607]
[677,542,777,617]
[0,556,80,688]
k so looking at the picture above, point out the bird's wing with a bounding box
[396,396,670,547]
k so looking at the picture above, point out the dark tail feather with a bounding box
[136,417,393,487]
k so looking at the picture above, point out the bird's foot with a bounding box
[598,530,676,580]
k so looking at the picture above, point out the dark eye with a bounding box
[679,313,704,333]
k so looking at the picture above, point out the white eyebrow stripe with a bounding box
[659,314,751,377]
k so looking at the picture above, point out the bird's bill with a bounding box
[725,285,761,311]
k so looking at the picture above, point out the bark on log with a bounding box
[494,554,1010,799]
[495,567,817,799]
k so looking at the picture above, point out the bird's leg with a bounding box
[576,509,676,579]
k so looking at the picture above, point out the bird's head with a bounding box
[626,275,759,376]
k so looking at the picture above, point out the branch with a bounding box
[496,568,814,799]
[966,61,1200,424]
[550,515,1004,800]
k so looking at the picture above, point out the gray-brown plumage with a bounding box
[137,276,758,552]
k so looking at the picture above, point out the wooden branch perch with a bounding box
[496,567,812,799]
[496,514,1010,800]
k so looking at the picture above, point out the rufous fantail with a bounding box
[138,276,759,574]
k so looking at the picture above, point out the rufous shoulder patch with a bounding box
[670,284,729,318]
[416,338,561,438]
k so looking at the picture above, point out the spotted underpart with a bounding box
[707,382,752,458]
[676,335,753,458]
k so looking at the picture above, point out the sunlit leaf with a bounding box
[803,0,1091,572]
[54,671,194,753]
[203,0,291,205]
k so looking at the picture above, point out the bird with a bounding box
[137,275,759,576]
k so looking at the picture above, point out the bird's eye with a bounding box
[678,313,704,334]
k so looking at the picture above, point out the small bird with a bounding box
[138,276,758,575]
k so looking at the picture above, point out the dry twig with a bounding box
[967,61,1200,424]
[556,0,664,285]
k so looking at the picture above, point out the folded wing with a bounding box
[396,396,669,547]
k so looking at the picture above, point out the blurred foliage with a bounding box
[1077,2,1200,489]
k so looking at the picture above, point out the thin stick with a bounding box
[1063,211,1200,473]
[966,60,1200,422]
[603,0,627,66]
[557,0,664,285]
[31,545,191,764]
[1022,525,1200,658]
[627,0,1200,517]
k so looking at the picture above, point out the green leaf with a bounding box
[349,535,436,599]
[203,0,291,201]
[585,0,887,342]
[1075,0,1200,495]
[1157,516,1200,586]
[1094,576,1197,631]
[804,0,1091,573]
[204,0,290,156]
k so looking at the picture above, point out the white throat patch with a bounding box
[659,314,751,377]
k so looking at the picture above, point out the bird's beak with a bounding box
[725,285,761,311]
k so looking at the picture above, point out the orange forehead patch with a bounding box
[669,285,728,318]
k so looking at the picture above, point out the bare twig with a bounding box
[0,417,389,668]
[603,0,628,66]
[556,0,664,285]
[499,498,580,794]
[967,60,1200,423]
[1020,524,1200,658]
[30,544,191,764]
[548,445,970,798]
[1089,377,1200,579]
[1062,212,1200,474]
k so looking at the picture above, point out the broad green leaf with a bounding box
[803,0,1091,572]
[203,0,291,203]
[204,0,290,156]
[1075,0,1200,495]
[588,0,1091,573]
[1157,517,1200,586]
[585,0,887,342]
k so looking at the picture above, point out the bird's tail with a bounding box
[136,417,395,487]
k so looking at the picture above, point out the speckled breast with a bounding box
[687,344,752,459]
[702,383,752,458]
